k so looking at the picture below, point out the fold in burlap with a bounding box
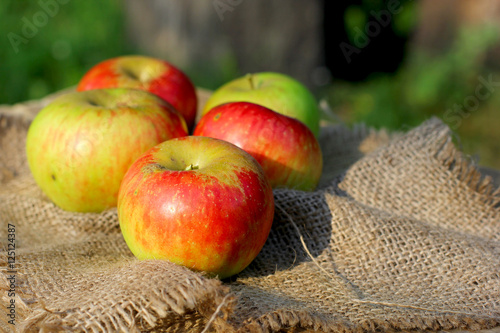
[0,91,499,333]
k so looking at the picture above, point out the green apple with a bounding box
[26,88,188,212]
[201,72,321,136]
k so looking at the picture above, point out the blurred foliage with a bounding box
[0,1,498,168]
[0,0,134,104]
[326,23,500,168]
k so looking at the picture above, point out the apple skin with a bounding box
[117,136,275,279]
[77,55,198,130]
[201,72,321,136]
[26,88,188,213]
[194,102,323,191]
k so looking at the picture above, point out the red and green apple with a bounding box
[201,72,321,136]
[77,55,198,130]
[117,136,275,279]
[194,102,323,191]
[26,88,188,213]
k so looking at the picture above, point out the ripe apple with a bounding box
[26,88,188,213]
[77,55,198,129]
[118,136,275,279]
[194,102,323,191]
[201,72,321,136]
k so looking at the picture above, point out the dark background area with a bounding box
[324,1,408,81]
[0,0,499,168]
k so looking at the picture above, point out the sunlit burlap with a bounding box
[0,90,499,332]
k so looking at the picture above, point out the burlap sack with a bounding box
[0,89,499,333]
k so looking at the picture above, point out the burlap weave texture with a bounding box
[0,90,499,332]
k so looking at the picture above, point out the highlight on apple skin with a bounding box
[77,55,198,130]
[194,102,323,191]
[117,136,275,279]
[202,72,321,137]
[26,88,188,213]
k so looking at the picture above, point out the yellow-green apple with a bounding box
[77,55,198,129]
[26,88,188,213]
[118,136,275,279]
[194,102,323,191]
[202,72,321,136]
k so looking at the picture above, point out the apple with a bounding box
[26,88,188,213]
[118,136,275,279]
[201,72,321,136]
[77,55,198,130]
[194,102,323,191]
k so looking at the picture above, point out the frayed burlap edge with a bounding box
[1,258,236,333]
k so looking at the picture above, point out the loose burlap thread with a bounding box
[0,90,499,333]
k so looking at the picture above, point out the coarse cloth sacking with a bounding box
[0,89,499,333]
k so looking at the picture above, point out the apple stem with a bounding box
[246,73,255,90]
[185,164,199,171]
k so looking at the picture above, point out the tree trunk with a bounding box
[124,0,325,90]
[411,0,500,56]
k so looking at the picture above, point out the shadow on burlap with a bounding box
[0,90,499,332]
